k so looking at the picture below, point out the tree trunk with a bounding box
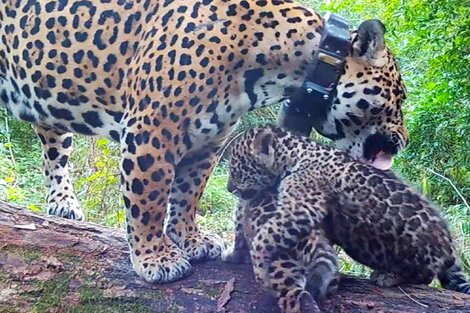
[0,200,469,313]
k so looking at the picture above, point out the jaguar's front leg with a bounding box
[121,128,190,283]
[35,125,84,221]
[222,203,252,264]
[165,145,224,261]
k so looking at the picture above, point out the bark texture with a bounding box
[1,200,469,313]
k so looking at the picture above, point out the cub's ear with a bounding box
[252,129,276,168]
[353,19,388,67]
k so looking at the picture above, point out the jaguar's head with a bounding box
[282,19,408,170]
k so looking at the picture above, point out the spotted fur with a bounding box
[223,128,343,313]
[225,126,470,297]
[223,185,339,312]
[1,0,407,283]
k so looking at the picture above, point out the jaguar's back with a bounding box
[0,0,143,138]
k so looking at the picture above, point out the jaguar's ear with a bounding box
[252,129,276,168]
[353,19,388,67]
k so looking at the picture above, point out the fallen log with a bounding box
[0,200,469,313]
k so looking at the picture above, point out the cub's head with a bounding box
[226,128,283,200]
[283,19,408,170]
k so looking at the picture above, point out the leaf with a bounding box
[421,175,430,195]
[117,210,125,224]
[13,223,36,230]
[96,137,109,148]
[217,278,235,313]
[181,287,206,297]
[28,204,42,212]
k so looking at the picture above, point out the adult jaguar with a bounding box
[0,0,408,283]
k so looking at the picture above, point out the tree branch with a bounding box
[0,200,469,313]
[426,167,470,211]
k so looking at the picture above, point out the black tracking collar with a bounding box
[279,13,351,136]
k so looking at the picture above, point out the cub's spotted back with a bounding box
[226,126,470,296]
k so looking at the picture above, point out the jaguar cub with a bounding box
[222,131,340,313]
[224,126,470,298]
[223,183,339,312]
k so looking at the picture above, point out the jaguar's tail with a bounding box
[438,259,470,294]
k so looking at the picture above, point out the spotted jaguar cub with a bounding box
[224,126,470,297]
[224,186,339,312]
[222,131,340,313]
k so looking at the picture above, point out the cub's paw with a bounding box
[47,197,84,221]
[168,229,224,262]
[280,290,320,313]
[326,272,341,296]
[131,238,191,283]
[307,272,340,303]
[299,291,321,313]
[221,246,252,264]
[370,271,402,287]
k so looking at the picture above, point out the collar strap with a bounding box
[282,13,351,119]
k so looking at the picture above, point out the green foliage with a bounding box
[0,0,469,278]
[0,109,45,211]
[198,164,237,240]
[72,137,123,227]
[0,108,124,227]
[236,105,280,131]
